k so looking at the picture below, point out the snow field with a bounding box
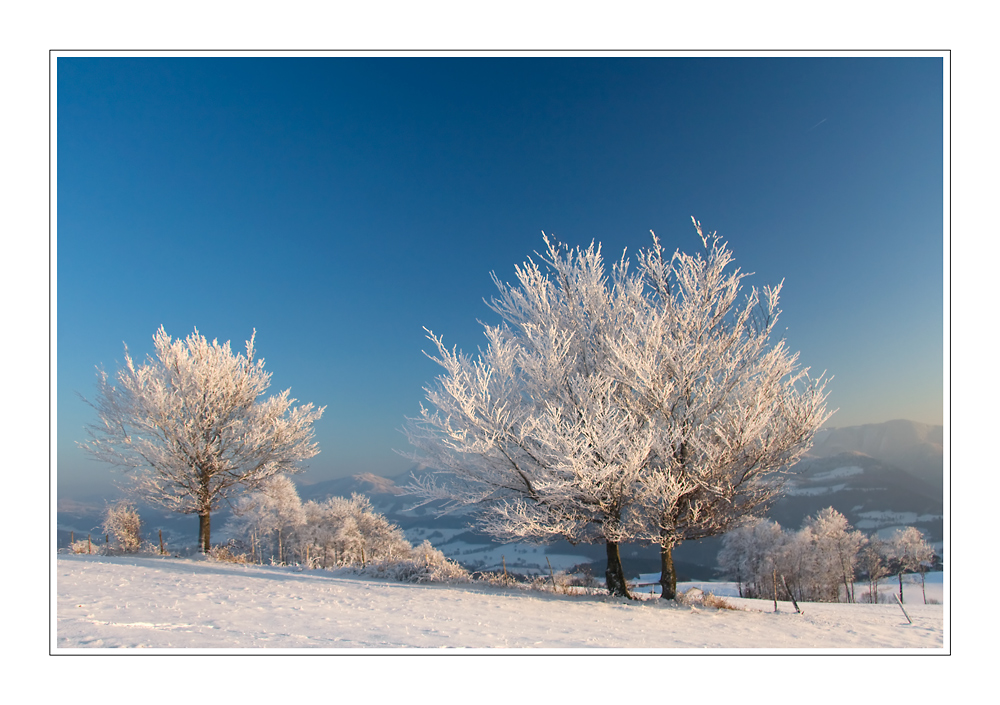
[55,555,944,651]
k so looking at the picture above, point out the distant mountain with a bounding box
[771,451,943,541]
[298,472,407,505]
[808,419,944,489]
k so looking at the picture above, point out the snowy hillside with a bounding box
[54,554,944,651]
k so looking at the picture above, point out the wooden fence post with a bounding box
[893,593,913,624]
[780,574,803,615]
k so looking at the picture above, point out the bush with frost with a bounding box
[102,500,143,554]
[359,540,471,584]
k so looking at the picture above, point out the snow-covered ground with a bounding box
[54,554,945,652]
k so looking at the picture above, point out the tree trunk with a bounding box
[604,541,632,599]
[198,475,212,554]
[780,574,803,614]
[898,572,904,604]
[842,571,853,603]
[659,543,678,600]
[198,512,211,554]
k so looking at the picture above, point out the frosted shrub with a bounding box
[296,494,412,568]
[102,500,143,554]
[475,571,520,587]
[529,570,578,594]
[363,541,470,584]
[675,587,739,610]
[69,537,102,555]
[565,564,599,588]
[210,540,252,564]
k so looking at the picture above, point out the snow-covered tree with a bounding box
[884,526,935,604]
[717,518,786,598]
[102,500,143,554]
[80,327,325,553]
[405,220,831,599]
[608,221,832,598]
[405,236,652,597]
[226,475,306,564]
[858,536,890,603]
[798,508,866,603]
[298,499,342,568]
[296,494,412,568]
[719,508,879,605]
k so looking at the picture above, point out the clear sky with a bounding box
[56,55,945,498]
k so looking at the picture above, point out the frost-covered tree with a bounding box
[80,327,325,553]
[858,537,890,603]
[102,500,143,554]
[717,518,786,598]
[609,221,832,599]
[406,220,830,599]
[226,475,306,564]
[799,508,866,603]
[325,494,411,567]
[295,494,412,568]
[884,526,935,604]
[718,508,866,604]
[405,236,652,597]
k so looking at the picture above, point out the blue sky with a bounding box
[56,55,945,497]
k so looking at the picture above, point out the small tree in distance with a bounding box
[80,327,325,553]
[799,507,867,603]
[858,536,890,603]
[884,526,935,604]
[102,500,143,554]
[227,474,306,564]
[717,518,786,599]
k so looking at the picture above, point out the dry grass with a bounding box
[677,587,741,610]
[701,592,740,610]
[209,545,252,564]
